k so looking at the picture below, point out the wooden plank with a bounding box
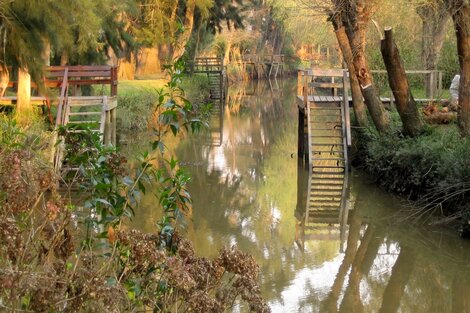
[308,82,343,88]
[48,65,112,71]
[68,112,102,116]
[48,71,112,78]
[306,68,345,77]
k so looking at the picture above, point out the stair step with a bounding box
[309,205,342,210]
[66,130,101,134]
[312,171,345,174]
[312,158,344,161]
[308,213,341,218]
[310,135,343,138]
[310,114,341,117]
[311,187,343,192]
[310,197,342,202]
[311,128,342,131]
[311,143,343,146]
[309,120,341,123]
[66,120,100,124]
[307,217,339,224]
[69,103,104,107]
[68,112,102,116]
[310,107,341,110]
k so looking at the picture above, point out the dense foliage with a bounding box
[355,124,470,221]
[0,62,269,312]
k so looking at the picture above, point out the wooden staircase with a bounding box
[207,99,223,146]
[305,102,348,226]
[301,69,351,228]
[207,72,223,100]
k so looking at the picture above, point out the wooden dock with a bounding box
[296,68,443,106]
[238,54,285,79]
[192,57,226,101]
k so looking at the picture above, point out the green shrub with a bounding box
[358,125,470,203]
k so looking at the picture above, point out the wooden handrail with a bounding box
[55,68,69,127]
[342,70,351,147]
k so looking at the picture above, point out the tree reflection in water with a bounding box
[131,79,470,313]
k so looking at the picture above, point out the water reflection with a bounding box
[132,79,470,313]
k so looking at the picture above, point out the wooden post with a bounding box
[438,71,443,95]
[106,110,112,145]
[429,70,435,100]
[111,107,116,145]
[381,27,423,137]
[343,70,351,147]
[110,67,116,96]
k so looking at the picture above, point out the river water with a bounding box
[132,79,470,313]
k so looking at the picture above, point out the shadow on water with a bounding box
[131,78,470,313]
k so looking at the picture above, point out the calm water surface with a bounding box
[132,79,470,313]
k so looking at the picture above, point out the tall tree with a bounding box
[329,13,369,128]
[416,1,450,96]
[332,0,390,133]
[381,27,423,137]
[0,0,102,120]
[447,0,470,136]
[416,2,450,71]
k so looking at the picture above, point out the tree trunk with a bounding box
[321,209,362,313]
[417,4,450,96]
[172,0,196,60]
[60,51,69,66]
[136,47,160,76]
[16,67,32,122]
[417,4,450,70]
[381,27,423,137]
[0,63,8,98]
[332,19,368,127]
[342,0,390,133]
[452,273,470,313]
[378,247,416,313]
[451,2,470,136]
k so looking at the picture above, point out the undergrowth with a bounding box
[0,58,269,312]
[356,122,470,222]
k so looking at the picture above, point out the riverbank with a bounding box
[352,121,470,228]
[117,74,211,131]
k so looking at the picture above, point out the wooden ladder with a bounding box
[304,70,351,228]
[53,96,114,174]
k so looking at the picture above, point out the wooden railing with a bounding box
[298,68,352,148]
[371,69,443,99]
[46,65,118,96]
[191,57,224,73]
[4,65,118,98]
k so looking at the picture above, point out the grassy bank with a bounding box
[353,121,470,224]
[117,74,211,131]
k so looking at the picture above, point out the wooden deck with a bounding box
[238,54,285,79]
[191,57,226,101]
[296,94,433,107]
